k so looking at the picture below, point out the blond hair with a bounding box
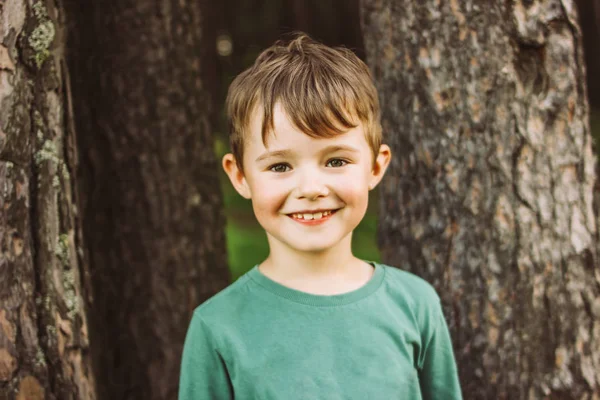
[226,33,382,170]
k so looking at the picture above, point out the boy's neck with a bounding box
[258,232,374,295]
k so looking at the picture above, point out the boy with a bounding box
[179,34,462,399]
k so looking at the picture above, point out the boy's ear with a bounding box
[369,144,392,190]
[222,153,252,199]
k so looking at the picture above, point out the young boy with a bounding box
[179,34,462,399]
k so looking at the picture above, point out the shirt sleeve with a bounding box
[178,312,234,400]
[418,303,463,400]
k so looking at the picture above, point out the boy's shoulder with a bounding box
[379,262,442,310]
[192,273,253,323]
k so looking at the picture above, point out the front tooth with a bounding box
[314,212,323,219]
[303,213,314,220]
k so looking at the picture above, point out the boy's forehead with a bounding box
[248,102,290,130]
[246,102,362,149]
[246,103,300,148]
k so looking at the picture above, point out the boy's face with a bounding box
[223,103,391,255]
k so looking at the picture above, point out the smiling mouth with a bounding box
[287,209,339,221]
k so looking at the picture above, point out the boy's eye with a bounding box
[326,158,348,168]
[269,163,291,173]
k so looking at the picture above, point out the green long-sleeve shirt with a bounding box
[179,262,462,399]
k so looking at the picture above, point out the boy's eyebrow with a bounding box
[255,145,360,163]
[320,145,360,155]
[255,149,293,162]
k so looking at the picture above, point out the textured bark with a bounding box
[361,0,599,398]
[62,1,230,399]
[0,0,96,399]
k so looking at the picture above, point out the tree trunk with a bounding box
[62,0,230,399]
[0,0,96,399]
[361,0,599,398]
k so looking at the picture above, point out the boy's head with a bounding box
[222,33,391,254]
[226,33,382,172]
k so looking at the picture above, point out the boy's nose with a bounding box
[295,173,329,200]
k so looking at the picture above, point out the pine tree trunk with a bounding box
[361,0,600,398]
[62,1,230,399]
[0,0,96,399]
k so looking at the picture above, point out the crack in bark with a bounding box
[28,100,52,395]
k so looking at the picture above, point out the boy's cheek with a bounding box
[249,180,287,198]
[331,175,371,194]
[249,184,289,211]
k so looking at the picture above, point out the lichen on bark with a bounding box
[27,2,55,69]
[1,0,96,397]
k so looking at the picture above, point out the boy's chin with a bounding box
[291,244,336,254]
[264,227,355,255]
[281,236,347,254]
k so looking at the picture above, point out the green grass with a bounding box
[225,219,269,279]
[352,209,381,263]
